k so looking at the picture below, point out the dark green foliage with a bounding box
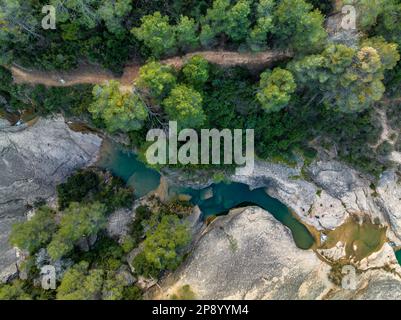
[203,66,255,129]
[306,0,334,15]
[122,286,143,300]
[127,206,153,247]
[71,235,124,271]
[315,107,385,177]
[377,141,393,157]
[0,67,93,116]
[57,170,100,210]
[56,169,134,212]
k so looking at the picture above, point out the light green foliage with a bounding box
[290,43,399,112]
[171,284,196,300]
[101,272,126,300]
[273,0,327,53]
[133,215,191,277]
[362,37,400,71]
[57,261,104,300]
[247,0,275,51]
[47,202,107,261]
[257,67,297,112]
[131,12,176,57]
[89,80,148,133]
[136,61,177,101]
[225,0,252,42]
[182,55,210,88]
[0,280,31,300]
[9,207,57,254]
[163,84,206,129]
[175,15,199,51]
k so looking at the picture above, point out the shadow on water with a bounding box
[97,141,315,250]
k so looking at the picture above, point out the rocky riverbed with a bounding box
[157,207,401,300]
[2,116,401,299]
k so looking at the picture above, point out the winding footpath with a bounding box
[10,50,292,92]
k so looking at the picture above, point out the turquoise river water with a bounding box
[97,142,315,250]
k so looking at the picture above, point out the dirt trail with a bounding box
[10,50,292,91]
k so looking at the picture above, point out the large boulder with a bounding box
[161,207,330,300]
[0,116,102,280]
[158,207,401,300]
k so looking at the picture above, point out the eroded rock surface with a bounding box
[160,207,401,300]
[0,116,102,280]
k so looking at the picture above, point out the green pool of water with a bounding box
[396,250,401,265]
[97,141,315,250]
[97,141,161,198]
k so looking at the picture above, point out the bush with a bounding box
[9,207,57,254]
[132,215,191,278]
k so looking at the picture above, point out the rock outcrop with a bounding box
[159,207,401,300]
[232,159,401,245]
[0,116,102,281]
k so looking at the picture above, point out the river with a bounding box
[97,141,315,250]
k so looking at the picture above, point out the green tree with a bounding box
[202,0,230,36]
[374,0,401,47]
[163,85,206,129]
[362,37,400,71]
[182,55,210,88]
[273,0,327,53]
[175,15,199,51]
[131,12,176,57]
[101,272,126,300]
[225,0,252,42]
[247,0,275,51]
[199,24,217,47]
[133,215,191,277]
[290,43,399,112]
[89,80,148,133]
[256,67,297,112]
[9,207,57,254]
[57,261,104,300]
[97,0,132,35]
[201,0,251,43]
[47,202,107,261]
[0,280,32,300]
[136,61,177,101]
